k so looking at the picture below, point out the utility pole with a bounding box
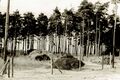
[2,0,10,75]
[4,0,10,62]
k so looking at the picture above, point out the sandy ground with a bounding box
[0,56,120,80]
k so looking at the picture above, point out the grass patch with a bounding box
[14,56,51,70]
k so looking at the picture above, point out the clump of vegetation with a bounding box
[91,56,110,65]
[35,54,50,61]
[53,54,85,70]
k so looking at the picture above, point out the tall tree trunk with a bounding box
[44,36,46,51]
[51,34,54,74]
[98,21,101,56]
[11,39,15,77]
[30,35,34,50]
[37,39,39,50]
[79,32,82,70]
[119,49,120,58]
[0,38,2,57]
[22,38,25,53]
[70,37,73,55]
[68,37,70,54]
[27,35,30,54]
[25,38,27,54]
[55,35,57,53]
[112,3,117,68]
[82,18,85,56]
[75,37,78,56]
[46,35,49,51]
[17,41,20,55]
[102,51,104,69]
[11,38,13,55]
[95,15,98,56]
[86,31,89,57]
[64,36,67,53]
[13,37,17,56]
[10,37,17,77]
[39,39,42,50]
[86,20,90,57]
[89,41,92,55]
[58,35,61,54]
[86,32,90,57]
[42,37,44,51]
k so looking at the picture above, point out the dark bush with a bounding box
[53,54,85,70]
[42,54,50,60]
[35,54,50,61]
[104,56,110,65]
[35,55,43,61]
[61,54,74,58]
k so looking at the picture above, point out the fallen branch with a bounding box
[53,60,62,74]
[0,57,10,75]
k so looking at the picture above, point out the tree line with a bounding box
[0,0,120,57]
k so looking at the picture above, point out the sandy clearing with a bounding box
[3,64,120,80]
[1,56,120,80]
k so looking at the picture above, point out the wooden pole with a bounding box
[3,0,10,75]
[11,56,14,77]
[51,55,53,75]
[112,1,117,68]
[0,58,10,75]
[102,53,104,70]
[7,59,10,78]
[4,0,10,63]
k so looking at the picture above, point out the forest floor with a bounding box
[0,55,120,80]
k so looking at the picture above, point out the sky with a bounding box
[0,0,120,17]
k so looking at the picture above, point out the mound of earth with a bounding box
[29,50,42,59]
[53,54,85,70]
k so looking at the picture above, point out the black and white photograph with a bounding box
[0,0,120,80]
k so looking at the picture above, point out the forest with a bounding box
[0,0,120,79]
